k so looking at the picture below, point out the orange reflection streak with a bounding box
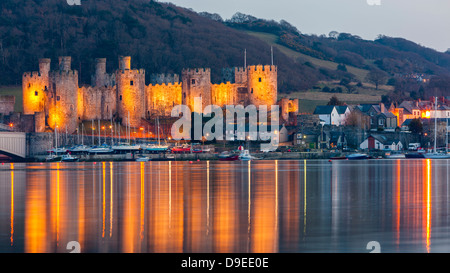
[102,162,106,238]
[275,160,278,248]
[395,159,401,247]
[140,162,145,241]
[251,162,278,253]
[10,163,14,246]
[426,159,431,252]
[56,162,60,246]
[110,162,113,238]
[214,162,237,253]
[25,165,48,253]
[78,164,85,251]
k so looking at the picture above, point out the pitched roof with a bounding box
[335,105,349,115]
[313,105,336,115]
[380,112,396,118]
[367,134,401,145]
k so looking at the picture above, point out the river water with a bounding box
[1,159,449,253]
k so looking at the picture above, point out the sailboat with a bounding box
[425,97,450,159]
[46,126,64,162]
[145,117,169,153]
[69,123,89,154]
[112,113,141,153]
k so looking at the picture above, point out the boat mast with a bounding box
[434,97,437,153]
[91,119,94,145]
[98,120,101,145]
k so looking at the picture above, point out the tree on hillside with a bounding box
[365,68,388,90]
[327,95,345,106]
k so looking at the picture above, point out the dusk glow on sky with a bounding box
[166,0,450,52]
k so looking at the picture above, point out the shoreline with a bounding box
[10,150,390,163]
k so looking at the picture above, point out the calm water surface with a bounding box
[1,159,450,253]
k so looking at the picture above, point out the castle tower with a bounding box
[234,67,247,84]
[181,68,212,112]
[22,58,51,115]
[58,56,72,72]
[116,56,146,128]
[247,65,277,108]
[279,98,299,122]
[94,58,107,87]
[47,57,79,134]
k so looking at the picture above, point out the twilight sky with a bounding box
[165,0,450,52]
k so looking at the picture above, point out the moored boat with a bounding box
[347,153,369,160]
[61,153,79,162]
[218,151,239,161]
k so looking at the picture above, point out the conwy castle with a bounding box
[21,56,299,134]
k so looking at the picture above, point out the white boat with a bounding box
[386,152,405,159]
[61,153,79,162]
[88,144,113,154]
[112,142,141,152]
[347,153,369,160]
[45,154,62,162]
[424,153,450,159]
[136,156,150,162]
[239,150,259,161]
[69,145,90,153]
[145,144,169,153]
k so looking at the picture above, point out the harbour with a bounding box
[1,159,449,253]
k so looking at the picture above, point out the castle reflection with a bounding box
[0,159,449,253]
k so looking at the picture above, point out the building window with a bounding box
[379,119,384,126]
[56,96,60,101]
[44,86,47,91]
[192,79,196,85]
[259,78,262,82]
[120,95,122,101]
[28,83,31,88]
[130,80,134,86]
[35,91,38,96]
[251,88,253,94]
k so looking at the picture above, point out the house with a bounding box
[335,106,351,126]
[313,105,350,126]
[375,112,397,131]
[327,131,347,149]
[360,134,403,151]
[294,129,320,149]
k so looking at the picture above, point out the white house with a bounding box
[360,135,403,151]
[313,105,349,126]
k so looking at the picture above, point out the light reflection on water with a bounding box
[1,159,450,253]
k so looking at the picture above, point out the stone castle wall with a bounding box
[147,82,182,117]
[22,56,290,134]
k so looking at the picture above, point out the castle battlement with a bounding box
[248,65,277,72]
[23,71,44,79]
[51,70,78,76]
[149,82,182,88]
[235,67,246,72]
[117,69,145,75]
[212,82,233,87]
[182,68,211,75]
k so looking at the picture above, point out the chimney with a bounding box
[380,102,385,113]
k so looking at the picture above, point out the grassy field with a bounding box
[244,31,370,82]
[0,86,22,112]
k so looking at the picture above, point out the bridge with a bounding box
[0,132,27,159]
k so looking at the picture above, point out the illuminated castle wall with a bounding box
[23,56,296,133]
